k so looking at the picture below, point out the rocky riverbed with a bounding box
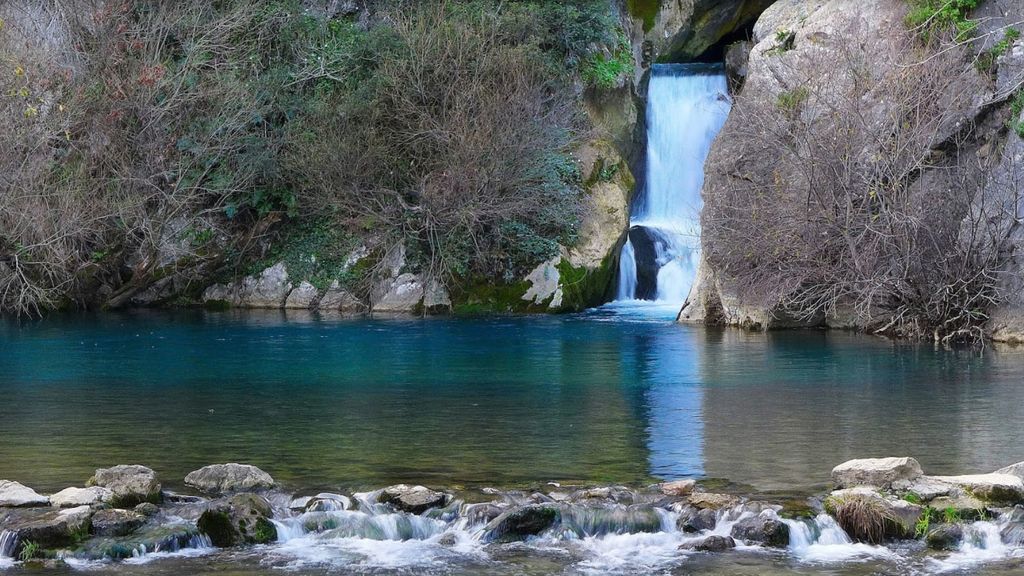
[2,459,1024,574]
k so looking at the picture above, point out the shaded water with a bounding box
[2,310,1024,496]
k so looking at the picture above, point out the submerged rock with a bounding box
[560,505,662,537]
[0,481,49,508]
[483,505,561,543]
[679,534,736,552]
[89,465,161,508]
[184,463,275,494]
[304,493,350,512]
[730,514,789,547]
[49,487,112,508]
[90,509,145,537]
[927,524,964,551]
[80,523,204,560]
[196,493,276,547]
[379,485,447,514]
[831,457,923,489]
[688,492,740,510]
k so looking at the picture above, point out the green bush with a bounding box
[906,0,978,42]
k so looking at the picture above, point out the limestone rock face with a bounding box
[89,465,162,508]
[319,281,366,313]
[681,0,1001,331]
[184,464,276,495]
[627,0,776,68]
[996,461,1024,481]
[0,481,49,508]
[49,486,112,508]
[284,281,318,309]
[203,263,293,309]
[522,258,563,309]
[570,140,632,271]
[373,273,424,313]
[378,485,448,515]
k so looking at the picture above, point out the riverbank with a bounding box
[2,458,1024,574]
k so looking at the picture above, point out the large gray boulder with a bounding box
[203,263,293,308]
[0,505,92,552]
[0,481,48,507]
[184,464,275,494]
[378,485,447,514]
[319,281,366,313]
[482,504,561,543]
[197,493,276,547]
[49,486,112,508]
[89,465,162,508]
[831,457,923,489]
[730,514,790,547]
[824,487,922,543]
[996,461,1024,481]
[373,274,424,313]
[284,281,318,309]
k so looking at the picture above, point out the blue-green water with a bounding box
[2,310,1024,496]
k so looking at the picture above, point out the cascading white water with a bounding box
[0,530,18,559]
[615,63,730,310]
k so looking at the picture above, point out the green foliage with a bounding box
[766,28,796,56]
[902,492,923,504]
[250,218,357,291]
[1011,91,1024,138]
[777,86,810,112]
[906,0,979,42]
[915,506,935,538]
[627,0,660,33]
[582,33,634,90]
[18,540,40,562]
[977,28,1021,72]
[942,506,961,524]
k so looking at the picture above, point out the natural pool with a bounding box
[2,309,1024,574]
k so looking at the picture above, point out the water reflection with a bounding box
[1,311,1023,495]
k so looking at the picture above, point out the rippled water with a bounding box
[2,309,1024,496]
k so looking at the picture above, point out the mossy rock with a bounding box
[554,256,617,312]
[197,494,276,548]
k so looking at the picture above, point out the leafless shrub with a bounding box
[289,4,581,287]
[0,0,277,315]
[702,12,1019,342]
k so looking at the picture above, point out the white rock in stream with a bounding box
[49,486,113,508]
[930,473,1024,505]
[831,457,922,489]
[0,480,49,507]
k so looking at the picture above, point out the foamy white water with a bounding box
[614,63,730,310]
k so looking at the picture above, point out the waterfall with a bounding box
[615,63,730,309]
[0,530,17,559]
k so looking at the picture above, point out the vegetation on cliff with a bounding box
[0,0,630,316]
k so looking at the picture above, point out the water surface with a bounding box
[2,310,1023,496]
